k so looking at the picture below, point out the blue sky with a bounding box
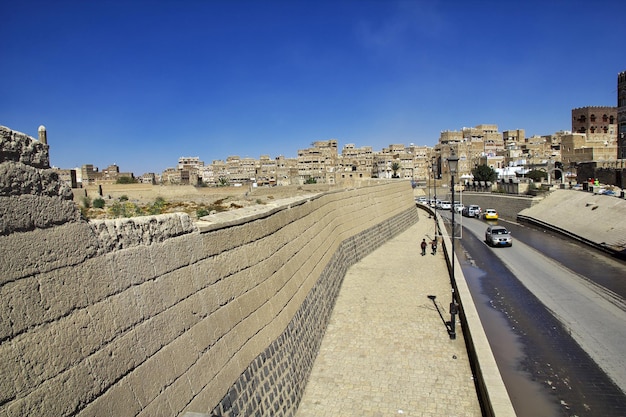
[1,0,624,175]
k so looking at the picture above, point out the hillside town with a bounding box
[53,71,626,193]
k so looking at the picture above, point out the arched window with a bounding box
[610,116,615,124]
[602,114,608,122]
[590,114,596,122]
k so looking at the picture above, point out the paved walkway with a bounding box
[296,211,482,417]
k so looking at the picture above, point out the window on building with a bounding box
[590,114,596,122]
[602,114,608,122]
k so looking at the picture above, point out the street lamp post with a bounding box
[432,156,437,236]
[447,149,460,340]
[428,163,432,218]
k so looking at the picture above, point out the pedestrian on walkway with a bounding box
[431,238,437,255]
[421,239,427,256]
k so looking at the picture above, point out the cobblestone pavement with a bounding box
[296,212,482,417]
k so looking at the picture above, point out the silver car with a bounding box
[485,225,512,247]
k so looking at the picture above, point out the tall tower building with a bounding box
[618,70,626,159]
[38,125,47,144]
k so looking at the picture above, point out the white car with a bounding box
[453,203,464,213]
[439,200,452,210]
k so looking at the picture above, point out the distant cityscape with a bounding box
[53,70,626,190]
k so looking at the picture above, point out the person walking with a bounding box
[431,238,437,255]
[420,239,427,256]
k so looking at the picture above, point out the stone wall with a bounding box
[0,126,418,417]
[459,192,541,221]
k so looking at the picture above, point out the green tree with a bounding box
[526,169,547,182]
[471,164,497,183]
[116,176,136,184]
[92,198,105,209]
[305,177,317,184]
[391,162,401,178]
[218,177,230,187]
[82,196,91,208]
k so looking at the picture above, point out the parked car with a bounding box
[439,200,452,210]
[462,205,481,218]
[485,225,512,247]
[483,208,498,220]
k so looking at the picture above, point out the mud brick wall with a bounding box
[1,125,418,417]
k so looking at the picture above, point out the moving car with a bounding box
[439,200,452,210]
[462,205,481,218]
[485,225,512,247]
[453,202,464,213]
[416,196,428,204]
[483,208,498,220]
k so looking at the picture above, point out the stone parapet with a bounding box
[0,126,74,235]
[0,125,50,168]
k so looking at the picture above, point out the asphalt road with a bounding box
[436,208,626,416]
[456,213,626,391]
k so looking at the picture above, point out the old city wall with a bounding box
[0,126,418,417]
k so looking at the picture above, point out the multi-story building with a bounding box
[178,157,204,171]
[225,156,257,184]
[256,155,277,186]
[297,139,338,184]
[140,173,156,185]
[274,155,298,186]
[618,71,626,160]
[571,106,617,134]
[81,164,134,185]
[561,132,619,167]
[339,144,373,181]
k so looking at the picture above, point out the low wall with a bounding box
[459,192,541,221]
[518,189,626,258]
[1,166,417,416]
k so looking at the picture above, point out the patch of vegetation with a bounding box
[82,196,91,208]
[116,176,136,184]
[93,198,105,209]
[196,208,210,218]
[109,201,141,218]
[305,177,317,184]
[471,164,498,183]
[525,169,547,182]
[147,197,167,215]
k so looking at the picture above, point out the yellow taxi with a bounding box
[483,208,498,220]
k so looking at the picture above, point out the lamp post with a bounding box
[447,149,459,340]
[428,162,432,218]
[432,156,438,236]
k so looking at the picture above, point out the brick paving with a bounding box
[296,212,482,417]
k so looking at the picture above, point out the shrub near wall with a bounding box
[1,159,417,417]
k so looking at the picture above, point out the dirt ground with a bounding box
[73,183,333,220]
